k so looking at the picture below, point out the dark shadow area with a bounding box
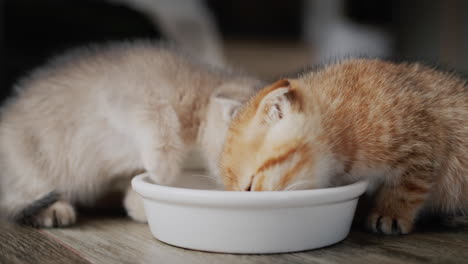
[4,0,162,102]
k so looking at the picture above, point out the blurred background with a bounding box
[2,0,468,104]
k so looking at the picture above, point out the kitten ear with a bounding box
[213,95,242,122]
[257,80,297,125]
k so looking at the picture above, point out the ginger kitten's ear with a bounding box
[256,80,298,125]
[212,95,242,122]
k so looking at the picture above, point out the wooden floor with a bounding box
[2,213,468,264]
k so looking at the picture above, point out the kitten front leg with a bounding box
[135,103,185,185]
[123,185,147,223]
[367,169,433,234]
[140,140,184,185]
[106,92,185,184]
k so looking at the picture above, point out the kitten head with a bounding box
[220,79,325,191]
[198,78,262,180]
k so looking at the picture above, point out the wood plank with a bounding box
[293,217,468,264]
[0,220,90,264]
[43,215,468,264]
[44,216,306,264]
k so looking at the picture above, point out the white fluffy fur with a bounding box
[0,41,260,226]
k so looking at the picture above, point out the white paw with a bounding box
[144,150,181,186]
[124,188,147,223]
[35,201,76,228]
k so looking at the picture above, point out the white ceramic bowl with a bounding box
[132,173,368,254]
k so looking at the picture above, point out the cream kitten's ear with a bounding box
[257,80,297,124]
[213,95,242,122]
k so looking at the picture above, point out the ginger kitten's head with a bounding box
[220,79,324,191]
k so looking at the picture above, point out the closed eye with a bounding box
[244,174,254,191]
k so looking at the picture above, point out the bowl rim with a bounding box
[132,173,368,208]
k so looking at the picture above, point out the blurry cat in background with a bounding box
[110,0,225,67]
[220,59,468,235]
[0,41,261,227]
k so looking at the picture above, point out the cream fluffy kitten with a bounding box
[0,41,260,227]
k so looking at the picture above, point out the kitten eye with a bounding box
[243,174,255,191]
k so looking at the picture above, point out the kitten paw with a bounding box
[144,149,182,185]
[147,163,179,185]
[367,212,413,235]
[124,188,147,223]
[34,201,76,228]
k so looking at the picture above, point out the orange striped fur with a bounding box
[220,58,468,235]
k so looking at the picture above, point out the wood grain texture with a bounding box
[2,215,468,264]
[44,216,306,264]
[40,215,468,264]
[0,220,90,264]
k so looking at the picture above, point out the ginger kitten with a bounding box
[220,59,468,235]
[0,41,261,227]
